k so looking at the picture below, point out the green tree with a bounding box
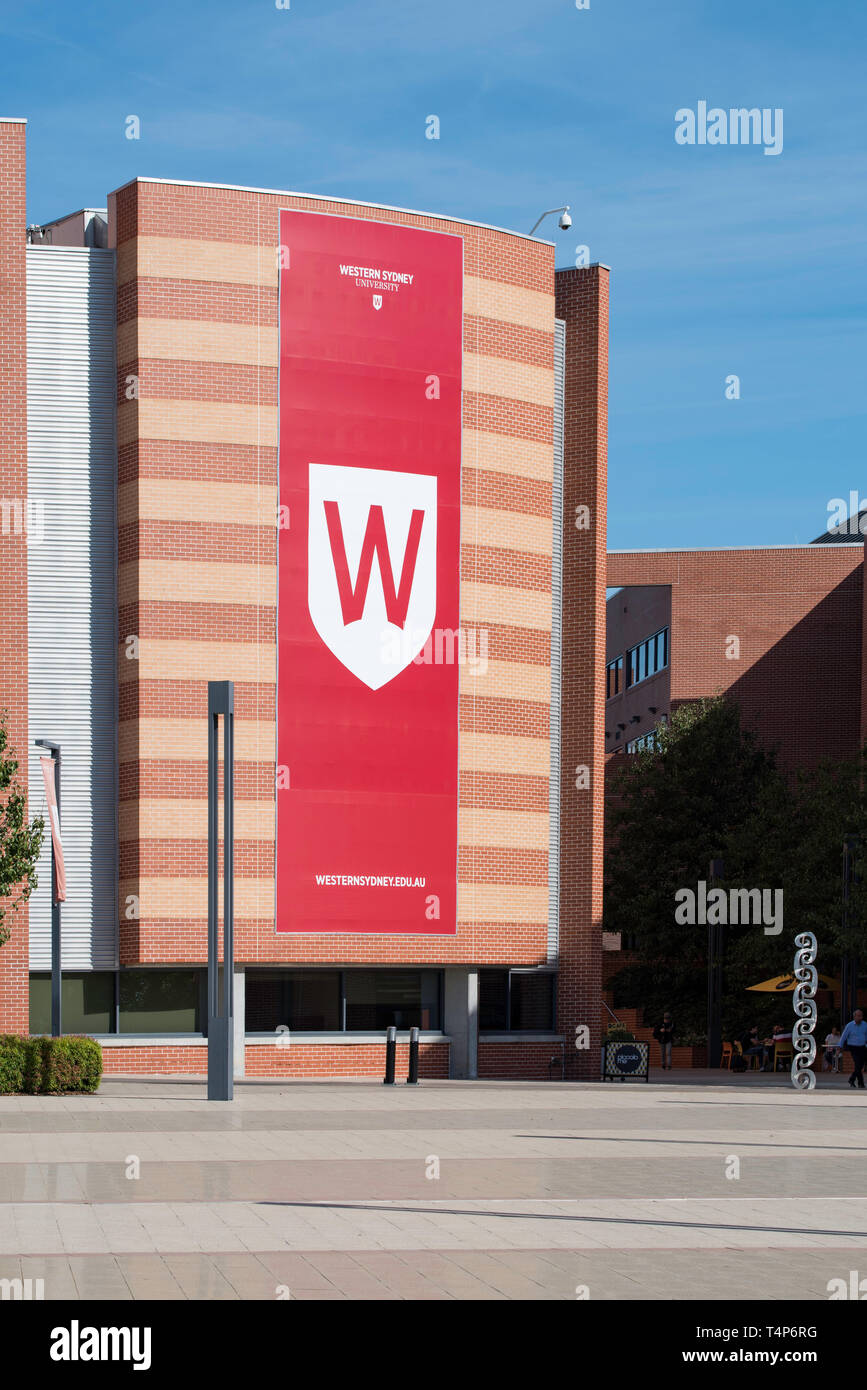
[606,695,867,1039]
[726,752,867,1035]
[0,714,45,949]
[604,697,782,1036]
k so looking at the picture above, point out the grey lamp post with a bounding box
[35,738,61,1037]
[707,857,725,1068]
[841,835,859,1028]
[207,682,235,1101]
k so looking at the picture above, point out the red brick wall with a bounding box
[478,1041,567,1080]
[607,547,864,769]
[0,121,29,1032]
[101,1042,449,1078]
[555,267,609,1078]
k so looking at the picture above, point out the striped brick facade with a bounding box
[110,177,562,989]
[0,125,611,1078]
[0,119,29,1032]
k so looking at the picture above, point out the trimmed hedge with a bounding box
[0,1035,102,1094]
[0,1034,29,1094]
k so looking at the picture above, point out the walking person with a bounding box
[653,1012,675,1070]
[840,1009,867,1089]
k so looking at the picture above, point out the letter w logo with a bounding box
[307,463,437,690]
[324,501,424,628]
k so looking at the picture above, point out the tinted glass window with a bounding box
[246,971,340,1031]
[510,973,555,1030]
[479,970,509,1030]
[344,970,440,1030]
[119,970,202,1033]
[29,971,114,1035]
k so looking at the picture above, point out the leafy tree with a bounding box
[605,697,782,1036]
[0,714,45,949]
[606,695,867,1039]
[726,752,867,1035]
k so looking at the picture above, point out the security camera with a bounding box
[558,209,572,231]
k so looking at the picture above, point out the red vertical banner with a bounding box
[39,756,66,903]
[276,210,462,933]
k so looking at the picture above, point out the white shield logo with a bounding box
[372,294,382,310]
[308,463,437,690]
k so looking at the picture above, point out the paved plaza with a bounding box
[0,1071,865,1300]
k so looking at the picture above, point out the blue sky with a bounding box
[3,0,865,550]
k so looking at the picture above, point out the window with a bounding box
[627,730,658,753]
[29,972,114,1035]
[120,970,202,1033]
[345,970,441,1030]
[246,970,340,1032]
[626,627,669,688]
[480,970,509,1029]
[245,969,443,1032]
[511,972,556,1030]
[606,655,623,700]
[28,968,205,1035]
[479,969,556,1032]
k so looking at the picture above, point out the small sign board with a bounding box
[601,1040,650,1082]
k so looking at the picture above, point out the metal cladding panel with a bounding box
[26,246,118,970]
[548,319,565,963]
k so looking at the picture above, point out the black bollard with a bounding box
[383,1025,397,1085]
[407,1025,420,1085]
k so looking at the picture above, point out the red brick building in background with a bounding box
[0,120,609,1079]
[607,544,865,770]
[603,541,867,1060]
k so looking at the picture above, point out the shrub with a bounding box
[0,1035,102,1094]
[604,1025,635,1043]
[0,1034,29,1094]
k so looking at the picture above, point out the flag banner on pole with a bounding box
[39,755,66,903]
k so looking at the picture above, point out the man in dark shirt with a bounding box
[653,1013,675,1069]
[742,1025,765,1069]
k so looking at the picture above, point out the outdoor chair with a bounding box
[735,1040,761,1070]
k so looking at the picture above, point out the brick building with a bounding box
[606,543,866,770]
[602,540,867,1058]
[0,119,608,1079]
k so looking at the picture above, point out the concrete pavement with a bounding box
[1,1074,865,1300]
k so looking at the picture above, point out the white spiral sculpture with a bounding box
[791,931,818,1091]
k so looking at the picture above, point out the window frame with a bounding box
[606,654,624,700]
[244,967,445,1035]
[626,626,669,689]
[479,967,558,1034]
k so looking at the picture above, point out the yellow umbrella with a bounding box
[747,973,839,993]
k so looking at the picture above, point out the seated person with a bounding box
[742,1025,765,1066]
[762,1024,791,1071]
[823,1027,842,1071]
